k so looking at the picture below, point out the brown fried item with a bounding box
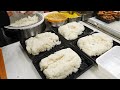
[97,11,118,21]
[112,12,120,19]
[102,15,115,20]
[97,11,106,16]
[7,11,13,17]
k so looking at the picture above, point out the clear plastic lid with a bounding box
[96,46,120,79]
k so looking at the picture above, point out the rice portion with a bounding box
[10,15,39,27]
[77,33,113,56]
[39,48,81,79]
[58,22,85,40]
[25,32,61,55]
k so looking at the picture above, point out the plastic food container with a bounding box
[96,46,120,79]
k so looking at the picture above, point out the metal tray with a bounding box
[71,32,120,62]
[32,44,95,79]
[20,29,68,61]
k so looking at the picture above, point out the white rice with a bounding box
[77,33,113,56]
[25,32,61,55]
[10,15,39,27]
[58,22,85,40]
[39,48,81,79]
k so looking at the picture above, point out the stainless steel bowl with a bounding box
[4,13,46,41]
[19,21,46,40]
[68,16,82,22]
[46,20,68,27]
[45,18,68,28]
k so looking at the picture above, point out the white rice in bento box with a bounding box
[77,33,113,57]
[25,32,61,55]
[58,22,85,40]
[39,48,81,79]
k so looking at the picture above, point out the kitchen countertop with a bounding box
[2,21,120,79]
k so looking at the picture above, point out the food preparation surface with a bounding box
[1,42,110,79]
[2,21,120,79]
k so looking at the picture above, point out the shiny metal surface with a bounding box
[19,21,46,41]
[50,20,67,27]
[68,16,81,22]
[4,13,46,41]
[5,13,44,29]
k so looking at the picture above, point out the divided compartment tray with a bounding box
[32,44,95,79]
[51,26,95,43]
[20,29,69,61]
[71,32,120,62]
[20,25,96,62]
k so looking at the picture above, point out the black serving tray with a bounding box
[20,29,69,61]
[51,26,95,43]
[71,33,120,62]
[32,44,95,79]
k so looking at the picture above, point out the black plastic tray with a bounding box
[32,44,95,79]
[71,33,120,62]
[20,29,68,61]
[51,26,95,43]
[96,15,116,23]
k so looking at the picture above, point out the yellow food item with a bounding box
[45,13,68,23]
[60,12,80,18]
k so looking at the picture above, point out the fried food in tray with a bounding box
[96,11,116,23]
[112,12,120,20]
[102,15,115,21]
[97,11,113,16]
[97,11,120,22]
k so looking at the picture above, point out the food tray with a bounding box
[96,15,116,23]
[51,26,95,43]
[20,25,95,61]
[71,32,120,62]
[32,44,95,79]
[20,29,68,61]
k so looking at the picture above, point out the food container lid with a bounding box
[96,46,120,79]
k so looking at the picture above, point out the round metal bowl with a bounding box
[4,13,46,41]
[19,21,46,41]
[44,12,68,27]
[45,19,68,27]
[68,16,82,22]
